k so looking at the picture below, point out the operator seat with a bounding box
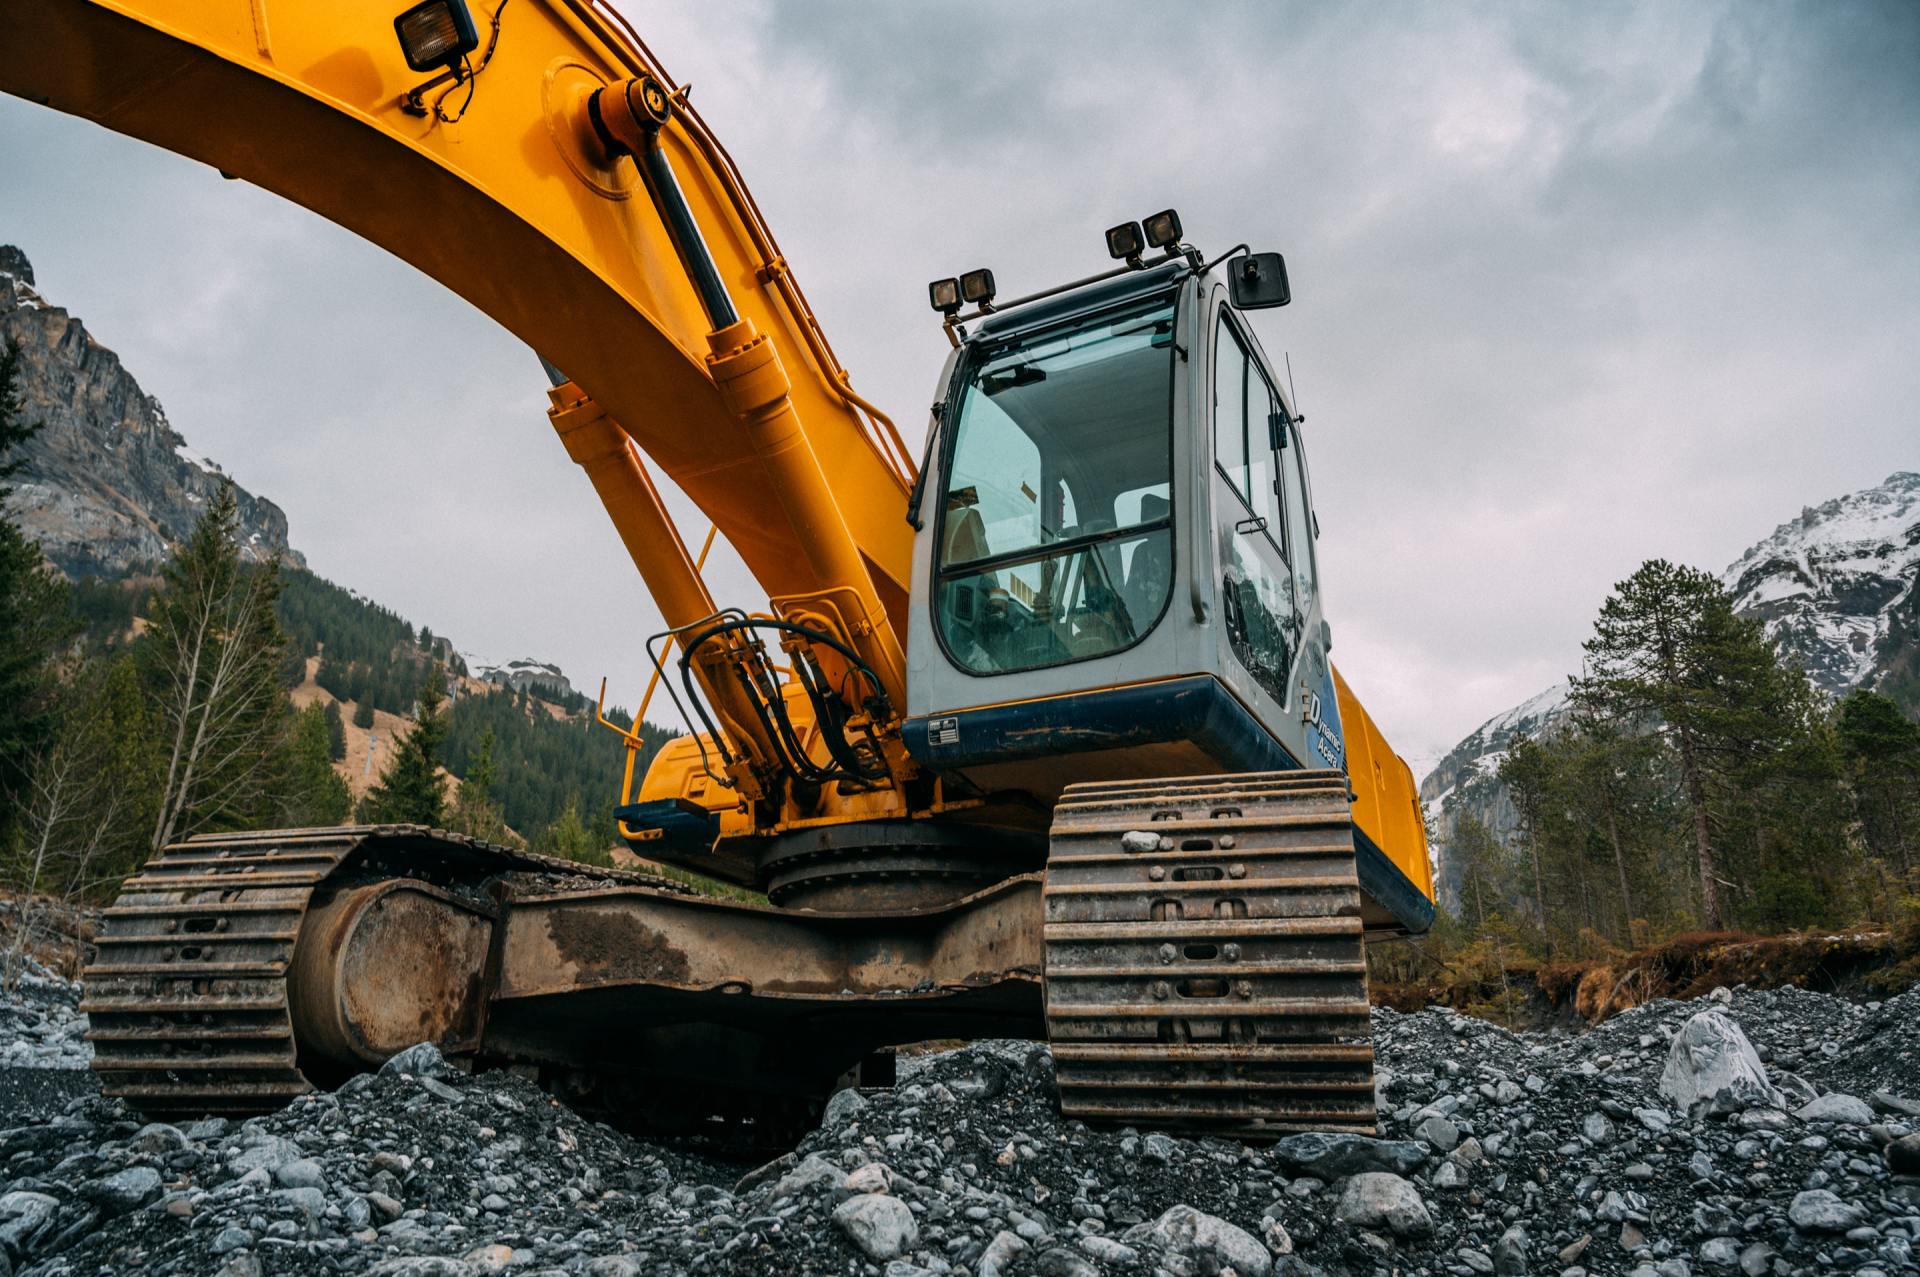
[1121,493,1172,631]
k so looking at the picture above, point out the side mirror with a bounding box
[1229,252,1291,310]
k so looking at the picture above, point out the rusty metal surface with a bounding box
[288,881,496,1070]
[1043,770,1378,1138]
[82,824,672,1118]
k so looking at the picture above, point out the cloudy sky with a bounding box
[3,1,1917,770]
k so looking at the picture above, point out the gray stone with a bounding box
[1736,1243,1776,1277]
[227,1133,302,1177]
[1494,1225,1528,1276]
[1795,1092,1875,1125]
[1034,1246,1098,1277]
[367,1191,404,1221]
[822,1087,869,1128]
[128,1122,189,1154]
[86,1166,162,1215]
[1787,1189,1865,1232]
[1333,1172,1433,1238]
[1125,1204,1271,1277]
[833,1192,918,1261]
[1079,1235,1139,1265]
[979,1229,1028,1277]
[1887,1131,1920,1174]
[1414,1114,1460,1151]
[1142,1132,1178,1163]
[0,1191,59,1257]
[274,1158,327,1190]
[379,1042,452,1078]
[1698,1237,1740,1269]
[769,1154,845,1201]
[1659,1012,1783,1116]
[211,1226,254,1255]
[1272,1131,1426,1178]
[1582,1113,1615,1145]
[274,1186,327,1220]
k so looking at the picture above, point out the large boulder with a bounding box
[1125,1204,1272,1277]
[1659,1012,1784,1117]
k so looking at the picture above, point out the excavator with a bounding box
[2,0,1435,1143]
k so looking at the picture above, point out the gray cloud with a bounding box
[2,0,1916,769]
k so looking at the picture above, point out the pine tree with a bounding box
[535,793,609,866]
[363,664,449,825]
[280,702,351,827]
[142,482,290,851]
[352,699,375,729]
[1496,734,1554,945]
[0,337,78,849]
[323,700,347,762]
[1571,559,1788,929]
[1838,688,1920,876]
[448,725,510,843]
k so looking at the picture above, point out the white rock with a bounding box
[1125,1204,1271,1277]
[1786,1189,1865,1232]
[833,1193,918,1261]
[1659,1011,1784,1116]
[1334,1172,1433,1238]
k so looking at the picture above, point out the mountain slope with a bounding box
[1421,471,1920,911]
[0,244,301,577]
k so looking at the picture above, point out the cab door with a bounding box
[1209,310,1303,714]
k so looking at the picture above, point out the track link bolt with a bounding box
[163,920,177,933]
[1235,980,1253,998]
[1151,981,1170,1000]
[1158,943,1177,964]
[1148,866,1167,881]
[1220,835,1236,849]
[1158,836,1174,852]
[1222,943,1241,961]
[1228,863,1246,879]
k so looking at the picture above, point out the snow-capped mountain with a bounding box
[1420,471,1920,912]
[1725,472,1920,699]
[0,244,302,576]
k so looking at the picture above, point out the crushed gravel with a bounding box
[0,959,1915,1276]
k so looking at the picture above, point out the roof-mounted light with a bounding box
[393,0,479,73]
[1143,209,1183,253]
[928,277,962,315]
[1105,221,1145,263]
[960,268,997,307]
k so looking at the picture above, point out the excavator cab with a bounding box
[904,247,1432,934]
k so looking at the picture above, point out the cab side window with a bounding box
[1212,319,1250,503]
[1280,420,1318,613]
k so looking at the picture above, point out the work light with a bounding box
[1143,209,1183,251]
[394,0,480,73]
[960,269,996,306]
[1105,221,1145,261]
[928,277,962,314]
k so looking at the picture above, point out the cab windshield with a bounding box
[935,293,1177,674]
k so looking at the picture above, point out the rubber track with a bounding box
[1043,769,1377,1139]
[82,825,684,1119]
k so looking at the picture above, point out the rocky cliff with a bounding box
[1422,471,1920,912]
[0,244,302,577]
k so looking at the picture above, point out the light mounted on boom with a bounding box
[393,0,479,73]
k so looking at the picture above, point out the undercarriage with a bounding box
[83,771,1377,1147]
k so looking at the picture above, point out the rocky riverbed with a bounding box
[0,956,1915,1276]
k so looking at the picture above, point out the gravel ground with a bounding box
[0,958,1915,1277]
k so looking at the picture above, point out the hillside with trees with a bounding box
[0,338,676,930]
